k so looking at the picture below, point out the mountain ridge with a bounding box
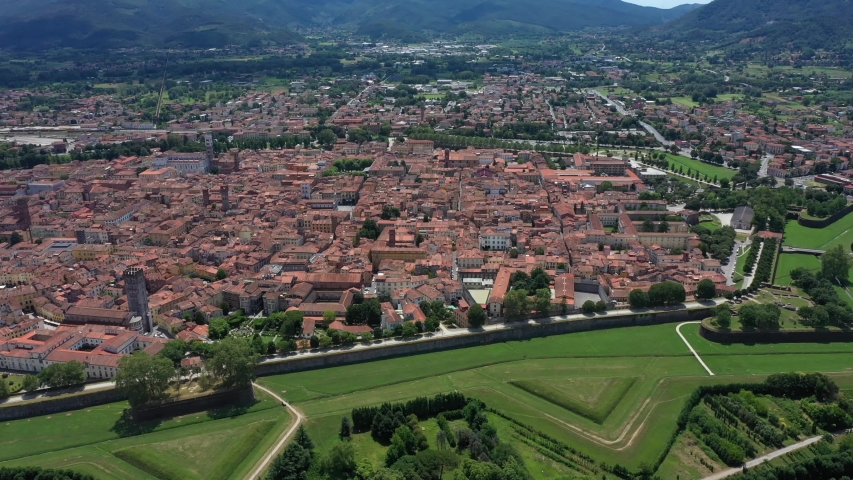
[0,0,699,49]
[657,0,853,50]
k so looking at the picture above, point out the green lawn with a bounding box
[783,212,853,250]
[0,387,292,480]
[9,320,853,480]
[671,97,699,108]
[698,220,721,232]
[774,253,821,286]
[666,154,736,181]
[2,374,24,394]
[509,376,637,424]
[257,322,853,474]
[733,243,753,286]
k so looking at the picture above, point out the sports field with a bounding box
[783,212,853,250]
[665,154,736,181]
[257,323,853,475]
[0,388,292,480]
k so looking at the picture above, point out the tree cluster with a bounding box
[0,467,94,480]
[352,392,468,434]
[116,336,259,408]
[647,281,687,307]
[346,297,382,326]
[790,263,853,328]
[581,300,607,314]
[692,225,736,261]
[357,219,383,241]
[738,304,782,330]
[265,425,315,480]
[35,361,87,389]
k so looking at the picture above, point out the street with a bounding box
[588,89,672,147]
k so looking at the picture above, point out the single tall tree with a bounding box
[822,244,851,283]
[207,337,259,389]
[467,303,487,328]
[696,279,717,300]
[628,289,648,309]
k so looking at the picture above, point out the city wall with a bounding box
[2,307,716,420]
[797,203,853,228]
[0,388,125,421]
[699,322,853,344]
[256,306,714,376]
[131,386,255,422]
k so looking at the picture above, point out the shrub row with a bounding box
[743,238,762,275]
[709,395,785,447]
[752,238,778,285]
[657,374,840,475]
[703,433,745,466]
[688,406,756,458]
[0,468,94,480]
[513,435,595,476]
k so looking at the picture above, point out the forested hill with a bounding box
[0,0,698,49]
[657,0,853,51]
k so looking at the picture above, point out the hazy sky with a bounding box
[624,0,712,8]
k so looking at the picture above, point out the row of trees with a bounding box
[0,468,94,480]
[752,238,778,286]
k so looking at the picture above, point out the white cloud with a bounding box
[623,0,712,8]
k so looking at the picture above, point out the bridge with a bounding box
[781,246,826,255]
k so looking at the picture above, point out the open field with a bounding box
[774,253,821,286]
[258,322,853,475]
[0,387,292,480]
[783,212,853,250]
[666,154,736,180]
[6,322,853,479]
[671,94,740,108]
[509,376,637,424]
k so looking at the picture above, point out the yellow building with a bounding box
[71,244,115,261]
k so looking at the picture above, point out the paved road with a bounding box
[588,87,673,147]
[1,380,116,405]
[639,120,672,147]
[702,435,824,480]
[722,240,746,286]
[758,153,773,178]
[741,241,764,290]
[246,382,304,480]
